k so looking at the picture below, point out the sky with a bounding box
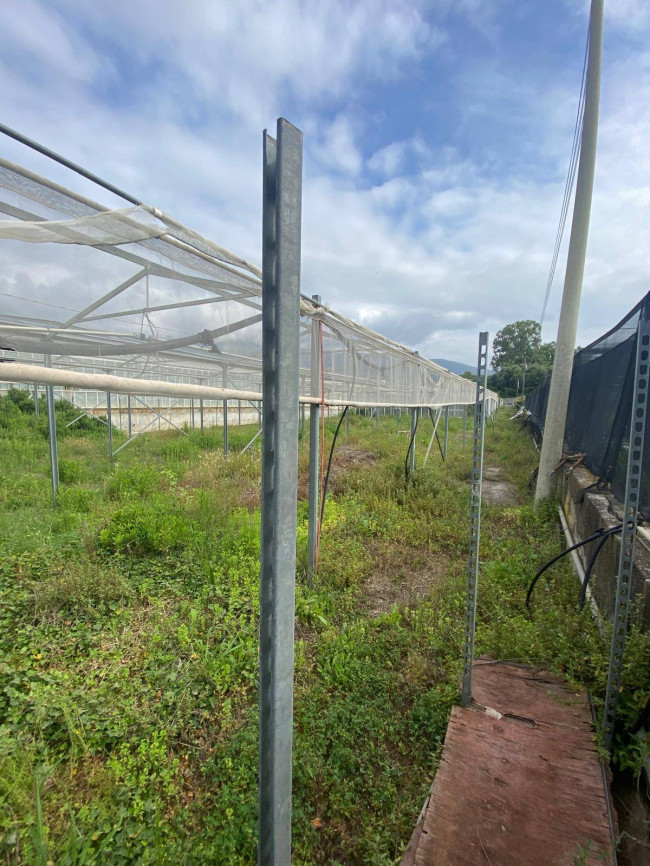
[0,0,647,365]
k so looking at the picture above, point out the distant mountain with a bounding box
[431,358,476,376]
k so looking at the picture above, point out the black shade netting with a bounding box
[525,291,650,517]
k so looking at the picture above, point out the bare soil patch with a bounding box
[483,466,518,506]
[361,542,450,618]
[297,446,377,500]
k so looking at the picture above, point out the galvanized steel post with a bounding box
[223,400,228,457]
[107,391,113,458]
[307,294,322,583]
[444,406,449,459]
[33,384,39,418]
[259,119,303,866]
[200,398,204,433]
[409,407,418,474]
[461,332,489,707]
[45,355,58,502]
[127,395,132,437]
[602,315,650,749]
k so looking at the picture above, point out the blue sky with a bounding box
[0,0,648,363]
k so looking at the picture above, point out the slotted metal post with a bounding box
[444,406,449,458]
[307,294,322,583]
[223,400,229,457]
[461,332,489,707]
[602,315,650,749]
[259,118,303,866]
[107,391,113,458]
[45,355,58,502]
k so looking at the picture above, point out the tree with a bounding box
[491,320,541,372]
[488,320,556,398]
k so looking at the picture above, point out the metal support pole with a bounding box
[423,408,443,467]
[259,118,303,866]
[33,384,39,418]
[602,316,650,749]
[444,406,449,459]
[127,395,132,437]
[535,0,604,502]
[409,407,418,474]
[300,402,305,438]
[107,391,113,458]
[191,398,195,429]
[307,294,322,583]
[45,356,58,502]
[461,332,489,707]
[238,399,242,426]
[200,398,204,433]
[223,400,229,457]
[462,405,467,447]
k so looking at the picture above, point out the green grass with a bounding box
[0,389,648,864]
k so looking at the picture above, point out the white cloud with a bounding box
[0,0,647,365]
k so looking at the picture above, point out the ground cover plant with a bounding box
[1,388,649,864]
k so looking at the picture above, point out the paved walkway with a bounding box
[402,661,616,865]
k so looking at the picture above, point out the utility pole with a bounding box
[535,0,604,503]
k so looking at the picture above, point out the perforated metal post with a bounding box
[259,119,303,866]
[461,332,489,707]
[602,315,650,749]
[307,294,322,583]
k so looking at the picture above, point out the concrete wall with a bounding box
[559,465,650,627]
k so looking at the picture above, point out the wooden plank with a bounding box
[404,661,616,866]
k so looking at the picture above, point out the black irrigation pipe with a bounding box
[578,524,623,611]
[404,411,419,480]
[319,405,349,533]
[525,527,612,608]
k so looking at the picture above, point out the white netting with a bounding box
[0,151,497,412]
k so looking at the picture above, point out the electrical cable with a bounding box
[578,524,623,611]
[539,20,590,326]
[525,526,609,608]
[319,405,349,534]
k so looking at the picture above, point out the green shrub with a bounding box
[98,500,192,555]
[57,486,96,513]
[58,458,82,484]
[105,465,171,501]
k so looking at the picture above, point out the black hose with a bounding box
[578,524,623,611]
[525,527,611,608]
[404,411,419,480]
[319,406,349,532]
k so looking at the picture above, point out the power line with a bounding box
[539,21,590,327]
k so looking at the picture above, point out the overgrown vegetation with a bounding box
[0,387,648,864]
